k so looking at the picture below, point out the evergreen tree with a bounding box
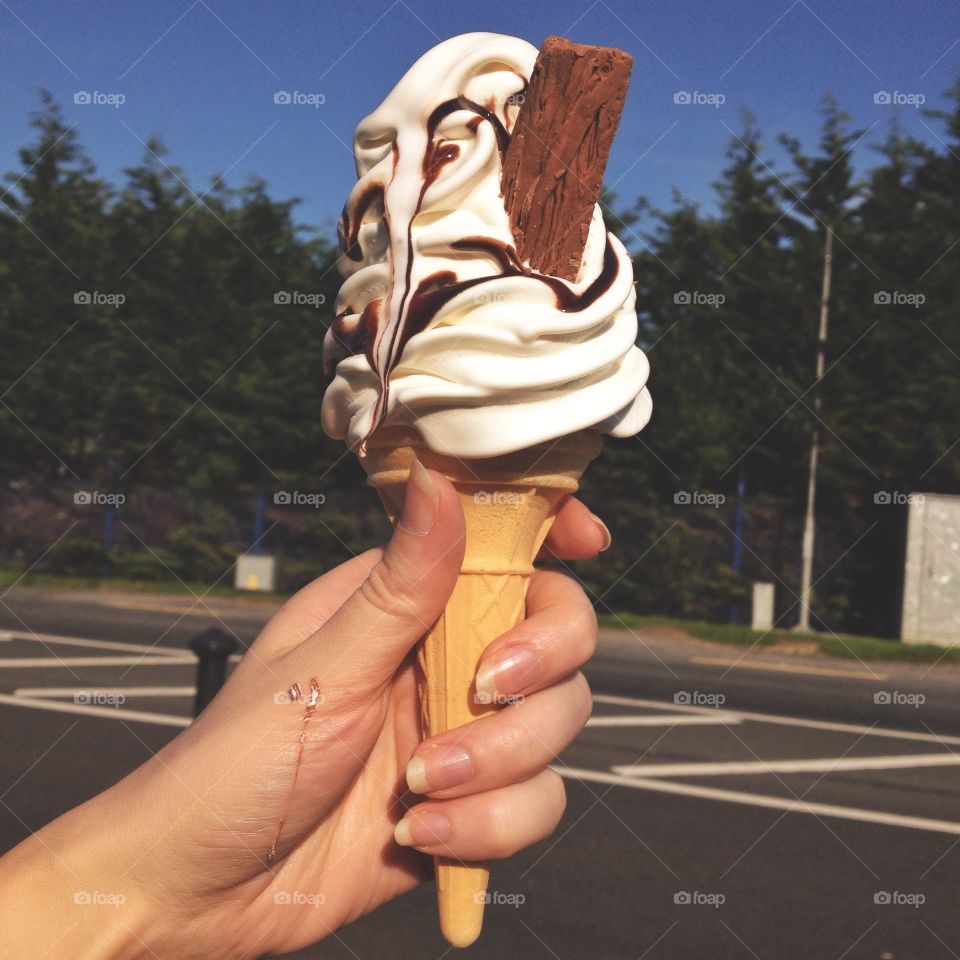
[1,83,959,628]
[713,111,803,496]
[0,91,112,480]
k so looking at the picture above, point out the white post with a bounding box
[798,222,833,632]
[752,582,775,631]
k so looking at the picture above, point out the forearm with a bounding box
[0,791,210,960]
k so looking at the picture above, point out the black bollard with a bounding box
[189,627,239,717]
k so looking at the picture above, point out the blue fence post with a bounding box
[252,484,266,555]
[102,456,118,578]
[729,473,746,623]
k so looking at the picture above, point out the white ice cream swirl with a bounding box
[321,32,652,458]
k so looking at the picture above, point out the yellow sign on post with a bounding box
[235,555,276,592]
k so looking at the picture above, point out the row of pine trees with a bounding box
[1,87,958,634]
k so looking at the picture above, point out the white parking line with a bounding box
[0,656,196,668]
[587,714,739,728]
[593,694,727,715]
[0,635,229,726]
[0,630,187,656]
[14,686,195,698]
[594,693,960,747]
[611,753,960,778]
[0,692,190,728]
[557,766,960,836]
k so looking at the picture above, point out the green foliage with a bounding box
[598,613,779,647]
[597,613,960,664]
[40,538,108,577]
[620,83,960,635]
[1,86,960,636]
[111,548,179,582]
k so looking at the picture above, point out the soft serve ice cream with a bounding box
[321,32,652,458]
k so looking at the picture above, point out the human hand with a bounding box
[0,465,609,959]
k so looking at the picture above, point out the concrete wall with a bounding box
[902,494,960,646]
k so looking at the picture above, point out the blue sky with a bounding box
[1,0,957,243]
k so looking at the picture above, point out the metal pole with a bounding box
[189,628,238,716]
[798,222,833,632]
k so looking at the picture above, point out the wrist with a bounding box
[0,783,213,959]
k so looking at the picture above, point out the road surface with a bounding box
[2,586,958,959]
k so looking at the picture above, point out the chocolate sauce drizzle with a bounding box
[336,89,620,451]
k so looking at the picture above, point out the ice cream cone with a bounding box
[360,427,602,948]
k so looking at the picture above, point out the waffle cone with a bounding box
[361,428,602,947]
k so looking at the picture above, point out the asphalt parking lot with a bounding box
[2,589,960,959]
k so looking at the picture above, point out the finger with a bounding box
[394,768,566,860]
[473,569,597,704]
[289,463,465,692]
[404,673,591,798]
[254,549,383,656]
[539,497,610,561]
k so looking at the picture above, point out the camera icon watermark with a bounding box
[486,91,525,108]
[74,690,126,707]
[273,890,326,906]
[74,491,125,507]
[474,890,526,907]
[274,490,326,508]
[874,890,925,907]
[873,491,924,505]
[874,91,925,108]
[74,90,125,108]
[476,290,522,305]
[74,290,125,309]
[73,890,126,907]
[473,490,524,507]
[273,91,326,108]
[874,690,925,708]
[874,290,924,308]
[674,290,724,307]
[274,290,326,308]
[674,690,726,708]
[673,90,725,108]
[674,490,725,508]
[674,890,725,907]
[474,691,526,707]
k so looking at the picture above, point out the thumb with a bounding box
[299,461,465,692]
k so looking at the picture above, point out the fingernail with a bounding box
[394,810,451,847]
[475,647,541,702]
[406,745,474,794]
[589,513,612,552]
[399,460,438,536]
